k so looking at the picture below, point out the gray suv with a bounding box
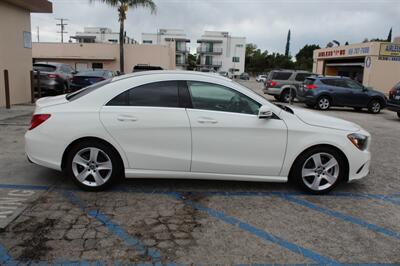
[263,70,314,102]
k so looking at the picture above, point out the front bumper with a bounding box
[386,100,400,112]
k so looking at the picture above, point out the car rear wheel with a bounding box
[280,90,295,103]
[368,100,381,114]
[317,96,330,110]
[66,141,123,191]
[291,147,345,194]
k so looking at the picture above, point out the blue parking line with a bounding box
[170,192,340,265]
[0,243,17,266]
[278,194,400,241]
[0,183,50,191]
[61,191,163,263]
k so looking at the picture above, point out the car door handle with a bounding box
[197,118,218,124]
[117,115,137,122]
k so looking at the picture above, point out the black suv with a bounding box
[263,70,314,102]
[297,76,387,113]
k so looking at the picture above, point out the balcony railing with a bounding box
[197,47,223,54]
[199,60,222,67]
[176,46,189,53]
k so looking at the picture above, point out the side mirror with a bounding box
[258,105,273,119]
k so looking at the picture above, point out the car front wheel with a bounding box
[317,96,331,110]
[291,147,345,194]
[65,141,123,191]
[368,100,381,114]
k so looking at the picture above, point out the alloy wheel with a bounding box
[318,97,330,110]
[371,102,381,113]
[301,152,339,191]
[72,147,112,187]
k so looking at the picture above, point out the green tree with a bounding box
[187,54,197,70]
[387,27,392,42]
[91,0,157,73]
[285,29,291,57]
[295,44,320,71]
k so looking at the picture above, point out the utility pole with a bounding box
[36,26,40,42]
[56,18,68,43]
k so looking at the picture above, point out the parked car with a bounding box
[297,76,387,113]
[70,70,115,91]
[25,70,371,194]
[132,65,163,72]
[239,72,250,80]
[387,81,400,119]
[256,74,268,83]
[263,70,314,102]
[218,71,232,78]
[33,62,76,96]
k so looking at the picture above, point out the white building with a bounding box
[197,31,245,75]
[71,27,136,44]
[142,29,190,70]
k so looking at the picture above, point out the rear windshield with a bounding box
[271,72,292,80]
[66,79,112,101]
[304,78,315,85]
[33,64,57,72]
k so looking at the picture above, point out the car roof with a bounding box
[34,62,66,67]
[112,70,232,82]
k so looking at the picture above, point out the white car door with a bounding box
[100,81,191,171]
[186,81,287,176]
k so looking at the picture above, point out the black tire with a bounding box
[290,146,345,194]
[368,99,382,114]
[280,90,294,103]
[65,140,124,191]
[316,96,331,110]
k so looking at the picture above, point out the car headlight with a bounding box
[347,133,368,150]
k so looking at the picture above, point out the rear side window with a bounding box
[271,72,292,80]
[107,81,179,108]
[33,64,56,72]
[294,73,311,81]
[321,79,337,86]
[304,78,315,85]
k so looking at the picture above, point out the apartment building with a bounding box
[142,29,190,70]
[197,31,246,75]
[70,27,136,44]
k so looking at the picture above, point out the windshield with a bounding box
[66,79,112,101]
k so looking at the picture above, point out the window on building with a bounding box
[107,81,179,108]
[188,81,260,115]
[143,40,153,44]
[92,63,103,69]
[232,57,240,63]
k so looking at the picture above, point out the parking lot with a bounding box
[0,79,399,265]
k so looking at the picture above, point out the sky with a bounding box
[31,0,400,56]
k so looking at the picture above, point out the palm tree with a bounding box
[91,0,156,73]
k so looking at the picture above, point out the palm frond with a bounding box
[126,0,157,14]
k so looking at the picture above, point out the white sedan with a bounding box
[25,71,371,194]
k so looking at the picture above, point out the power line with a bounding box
[56,18,68,43]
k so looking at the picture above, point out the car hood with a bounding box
[36,95,68,108]
[290,106,361,132]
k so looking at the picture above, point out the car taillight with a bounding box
[305,84,317,89]
[268,80,278,87]
[29,114,51,130]
[389,88,396,97]
[48,74,59,79]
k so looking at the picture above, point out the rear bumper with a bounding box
[297,95,317,105]
[263,87,282,95]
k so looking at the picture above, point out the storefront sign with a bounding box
[378,56,400,62]
[348,46,370,56]
[379,43,400,57]
[318,49,346,57]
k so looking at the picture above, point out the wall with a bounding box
[0,1,32,107]
[32,42,176,72]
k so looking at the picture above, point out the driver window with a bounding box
[345,80,364,90]
[187,81,260,115]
